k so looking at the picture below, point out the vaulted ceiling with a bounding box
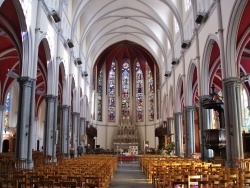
[71,0,184,71]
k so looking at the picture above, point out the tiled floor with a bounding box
[109,162,153,188]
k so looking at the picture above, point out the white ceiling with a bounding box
[70,0,186,71]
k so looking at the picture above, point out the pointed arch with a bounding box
[201,35,220,96]
[186,61,197,106]
[175,75,184,112]
[168,86,174,116]
[35,38,51,116]
[71,77,76,111]
[81,95,88,118]
[162,94,168,121]
[226,0,249,77]
[59,62,66,105]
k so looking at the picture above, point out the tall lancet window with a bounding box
[242,88,250,132]
[136,62,144,122]
[108,61,116,122]
[121,60,130,118]
[4,92,11,133]
[148,66,154,121]
[97,67,103,121]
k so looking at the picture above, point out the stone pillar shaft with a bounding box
[60,105,70,156]
[72,112,80,157]
[199,96,213,161]
[223,78,244,167]
[52,97,58,161]
[27,79,36,168]
[185,106,195,157]
[0,105,5,153]
[167,117,174,143]
[174,112,183,156]
[80,117,84,144]
[16,77,34,160]
[44,95,57,157]
[80,117,86,153]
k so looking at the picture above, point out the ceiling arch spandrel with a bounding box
[89,35,161,72]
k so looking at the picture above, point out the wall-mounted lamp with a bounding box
[7,69,19,79]
[50,10,61,23]
[57,56,63,62]
[181,40,190,49]
[164,71,171,77]
[35,28,43,33]
[84,71,88,77]
[195,12,208,24]
[75,58,82,65]
[171,59,179,66]
[66,39,74,48]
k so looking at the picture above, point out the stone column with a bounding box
[71,112,80,157]
[16,77,34,163]
[80,117,86,154]
[167,117,175,143]
[174,112,183,156]
[184,106,195,157]
[27,80,36,169]
[77,114,80,146]
[52,97,58,162]
[60,105,70,157]
[223,78,244,167]
[44,95,57,158]
[199,96,213,161]
[79,117,84,144]
[33,117,38,151]
[0,105,5,152]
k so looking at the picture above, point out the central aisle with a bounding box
[109,162,153,188]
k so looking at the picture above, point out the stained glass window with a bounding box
[97,67,103,121]
[4,92,11,133]
[242,88,250,132]
[148,66,154,121]
[136,62,144,122]
[121,60,130,118]
[108,61,116,122]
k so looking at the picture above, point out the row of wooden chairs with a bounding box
[140,155,250,188]
[0,154,117,188]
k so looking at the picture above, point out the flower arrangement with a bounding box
[165,142,175,155]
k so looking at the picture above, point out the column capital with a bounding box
[72,112,80,116]
[45,94,57,101]
[17,76,36,83]
[174,112,182,116]
[184,105,195,111]
[60,105,70,110]
[167,117,174,121]
[223,77,241,87]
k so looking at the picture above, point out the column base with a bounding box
[27,160,34,169]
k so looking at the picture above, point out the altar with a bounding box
[113,116,139,154]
